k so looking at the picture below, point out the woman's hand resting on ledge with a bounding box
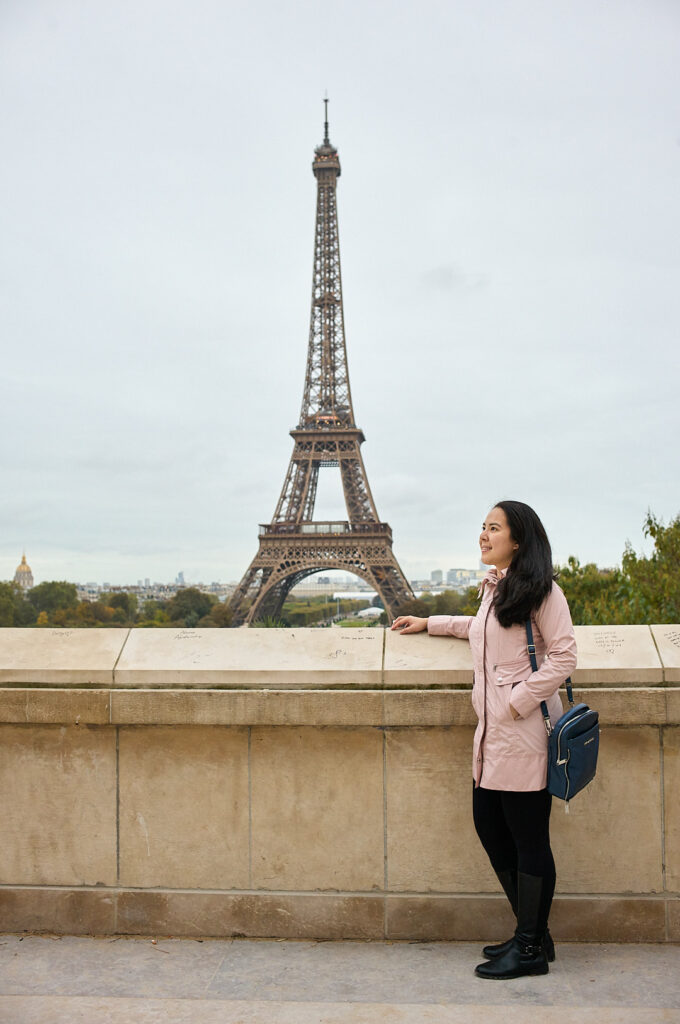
[390,615,429,634]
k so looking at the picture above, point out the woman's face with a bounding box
[479,506,518,571]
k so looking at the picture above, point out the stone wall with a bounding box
[0,624,678,941]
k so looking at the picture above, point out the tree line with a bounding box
[1,512,678,628]
[0,583,373,630]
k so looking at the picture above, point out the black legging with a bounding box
[472,783,556,929]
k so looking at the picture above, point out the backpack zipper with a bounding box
[556,709,592,764]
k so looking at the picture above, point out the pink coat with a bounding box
[428,569,578,791]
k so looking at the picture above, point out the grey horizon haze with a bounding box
[1,0,679,587]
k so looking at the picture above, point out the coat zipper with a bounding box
[475,599,494,787]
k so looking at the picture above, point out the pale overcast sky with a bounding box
[1,0,679,586]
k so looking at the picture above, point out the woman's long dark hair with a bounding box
[491,500,556,627]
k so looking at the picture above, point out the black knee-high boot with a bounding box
[481,868,517,959]
[482,867,555,963]
[475,872,549,979]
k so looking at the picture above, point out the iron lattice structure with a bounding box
[229,108,414,626]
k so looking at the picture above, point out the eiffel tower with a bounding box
[229,104,414,626]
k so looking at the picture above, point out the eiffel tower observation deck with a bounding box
[229,104,415,626]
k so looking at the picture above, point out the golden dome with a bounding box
[15,553,32,575]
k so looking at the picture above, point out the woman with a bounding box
[391,500,577,980]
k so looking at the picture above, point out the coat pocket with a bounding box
[491,658,530,724]
[492,657,531,687]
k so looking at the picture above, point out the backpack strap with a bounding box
[525,618,575,737]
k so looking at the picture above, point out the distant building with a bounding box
[430,570,443,584]
[14,552,34,592]
[356,606,382,619]
[176,571,185,585]
[445,567,488,591]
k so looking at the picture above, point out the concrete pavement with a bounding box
[0,934,678,1023]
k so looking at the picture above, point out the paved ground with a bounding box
[0,934,678,1023]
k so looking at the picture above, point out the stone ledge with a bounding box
[0,687,678,726]
[0,624,678,687]
[0,888,675,942]
[0,628,129,686]
[651,625,680,683]
[114,628,384,689]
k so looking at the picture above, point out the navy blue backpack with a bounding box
[525,620,599,809]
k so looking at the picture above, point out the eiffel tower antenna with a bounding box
[323,93,330,145]
[229,110,414,626]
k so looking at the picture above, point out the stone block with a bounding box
[572,626,662,685]
[114,628,383,689]
[0,887,116,935]
[663,727,680,892]
[111,689,384,726]
[650,624,680,683]
[549,896,666,942]
[0,725,117,886]
[251,727,383,891]
[667,897,680,941]
[0,628,129,685]
[0,689,29,722]
[116,890,384,939]
[118,726,249,889]
[666,690,680,725]
[385,727,496,892]
[385,895,514,941]
[387,894,667,943]
[573,688,667,726]
[552,727,663,894]
[384,629,473,688]
[383,691,476,727]
[0,688,110,724]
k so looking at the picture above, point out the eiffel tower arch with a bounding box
[229,104,414,626]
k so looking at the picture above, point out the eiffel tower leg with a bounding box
[249,575,294,623]
[273,454,315,525]
[340,451,379,522]
[246,569,317,625]
[229,563,275,627]
[302,464,319,521]
[362,560,415,622]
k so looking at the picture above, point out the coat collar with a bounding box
[478,565,508,596]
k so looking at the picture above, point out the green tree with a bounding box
[166,587,215,623]
[0,582,37,625]
[28,581,78,615]
[395,586,480,622]
[557,511,680,624]
[621,511,680,623]
[0,585,15,627]
[141,599,167,619]
[101,592,138,622]
[91,601,116,623]
[202,602,233,627]
[554,558,629,625]
[394,598,431,618]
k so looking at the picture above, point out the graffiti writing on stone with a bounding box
[593,631,625,655]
